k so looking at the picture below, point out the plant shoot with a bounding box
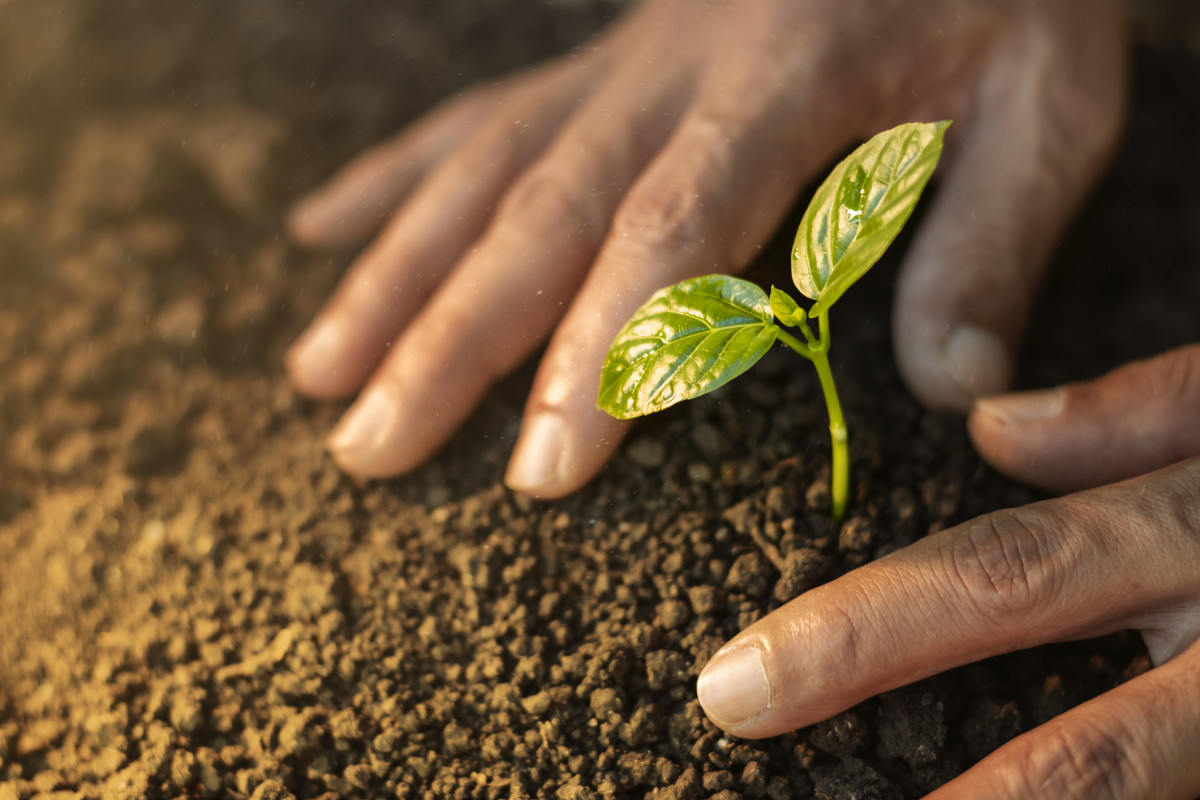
[598,121,950,519]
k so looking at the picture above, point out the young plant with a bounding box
[598,121,949,520]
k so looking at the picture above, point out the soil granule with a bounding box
[2,2,1199,798]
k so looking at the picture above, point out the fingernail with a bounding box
[939,324,1012,399]
[697,644,772,730]
[975,387,1064,425]
[328,386,395,465]
[288,319,345,383]
[506,413,567,494]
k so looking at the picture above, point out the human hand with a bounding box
[697,344,1200,798]
[285,0,1126,497]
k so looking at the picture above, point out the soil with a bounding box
[2,2,1199,799]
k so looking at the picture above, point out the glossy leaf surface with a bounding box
[598,275,777,419]
[793,120,949,316]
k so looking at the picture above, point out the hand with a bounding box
[285,0,1126,497]
[697,345,1200,798]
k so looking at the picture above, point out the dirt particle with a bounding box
[154,294,206,350]
[625,437,665,469]
[838,516,876,553]
[102,763,149,800]
[740,761,768,798]
[330,708,363,741]
[124,424,189,477]
[589,687,623,718]
[809,707,870,757]
[663,767,700,800]
[249,779,295,800]
[702,769,734,792]
[725,552,772,595]
[645,649,688,691]
[772,547,828,602]
[620,706,659,747]
[805,477,830,511]
[168,684,206,734]
[617,752,656,786]
[556,784,597,800]
[686,585,720,616]
[655,598,690,630]
[168,749,195,789]
[283,563,337,621]
[811,757,898,800]
[876,688,946,768]
[442,722,473,756]
[277,710,322,758]
[521,690,552,716]
[691,422,726,459]
[195,749,222,794]
[344,763,372,790]
[481,731,516,761]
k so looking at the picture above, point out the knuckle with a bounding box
[1143,346,1200,416]
[804,595,882,693]
[611,181,710,256]
[819,603,864,675]
[496,166,602,238]
[945,506,1069,625]
[1003,721,1146,799]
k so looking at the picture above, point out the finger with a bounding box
[969,344,1200,493]
[504,39,861,497]
[925,641,1200,800]
[696,459,1200,738]
[287,82,508,250]
[893,5,1127,410]
[285,58,601,399]
[321,46,699,477]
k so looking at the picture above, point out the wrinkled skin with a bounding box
[698,346,1200,799]
[285,0,1125,497]
[284,0,1200,795]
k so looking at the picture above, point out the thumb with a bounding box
[968,344,1200,493]
[893,10,1127,410]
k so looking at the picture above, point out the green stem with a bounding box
[774,316,848,519]
[811,314,847,520]
[810,347,848,520]
[774,327,814,359]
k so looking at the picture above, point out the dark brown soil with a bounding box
[2,2,1198,799]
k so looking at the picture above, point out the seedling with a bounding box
[598,121,949,519]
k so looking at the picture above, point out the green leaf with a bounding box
[793,120,949,316]
[598,275,778,419]
[768,286,806,328]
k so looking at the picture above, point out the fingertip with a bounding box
[898,321,1013,411]
[287,189,373,251]
[285,317,359,400]
[940,324,1013,402]
[505,410,626,499]
[968,387,1084,493]
[697,642,774,737]
[505,412,570,497]
[325,384,415,479]
[966,388,1056,458]
[285,194,327,247]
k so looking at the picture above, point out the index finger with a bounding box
[696,458,1200,738]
